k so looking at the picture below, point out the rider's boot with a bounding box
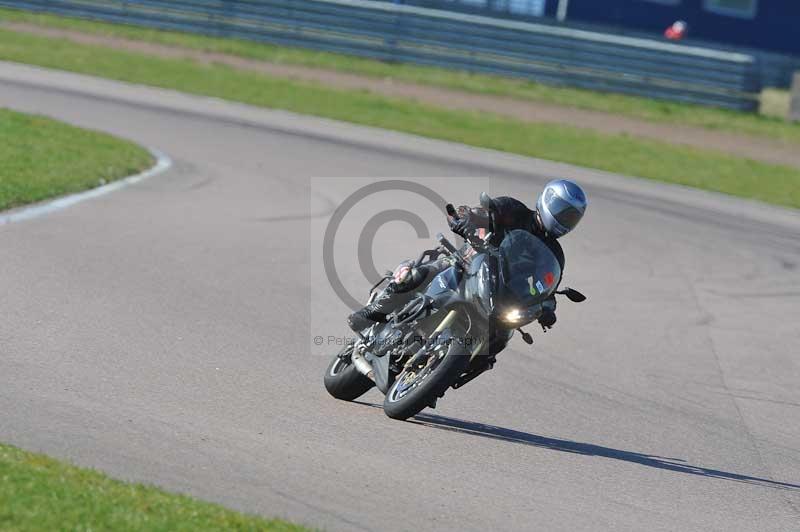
[347,260,430,333]
[347,282,413,332]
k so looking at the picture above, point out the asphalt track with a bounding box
[1,62,799,531]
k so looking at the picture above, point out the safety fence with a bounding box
[0,0,763,110]
[391,0,800,89]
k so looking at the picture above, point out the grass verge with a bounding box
[0,442,309,531]
[1,29,798,209]
[0,108,153,211]
[2,7,799,144]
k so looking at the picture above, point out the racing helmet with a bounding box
[536,180,587,238]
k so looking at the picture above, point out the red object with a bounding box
[544,271,555,286]
[664,20,687,41]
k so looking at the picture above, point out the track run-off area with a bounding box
[1,62,798,531]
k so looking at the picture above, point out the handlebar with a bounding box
[434,232,471,270]
[436,232,459,254]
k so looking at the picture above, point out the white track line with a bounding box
[0,148,171,226]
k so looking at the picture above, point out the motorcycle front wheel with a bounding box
[324,344,375,401]
[383,332,470,420]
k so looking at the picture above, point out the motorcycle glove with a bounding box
[538,296,557,328]
[449,216,475,238]
[538,310,557,329]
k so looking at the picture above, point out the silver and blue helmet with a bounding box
[536,180,587,238]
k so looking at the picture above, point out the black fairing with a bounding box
[366,350,392,394]
[424,265,463,309]
[463,254,497,320]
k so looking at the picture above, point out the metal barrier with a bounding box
[0,0,762,110]
[705,46,800,90]
[394,0,800,89]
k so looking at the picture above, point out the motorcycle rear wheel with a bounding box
[324,345,375,401]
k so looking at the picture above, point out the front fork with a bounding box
[401,310,460,370]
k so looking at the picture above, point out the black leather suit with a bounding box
[347,195,563,340]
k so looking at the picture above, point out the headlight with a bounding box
[503,308,524,322]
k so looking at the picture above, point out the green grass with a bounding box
[0,108,153,211]
[0,29,798,209]
[0,443,309,531]
[2,7,800,144]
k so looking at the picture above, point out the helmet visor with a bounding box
[544,191,583,231]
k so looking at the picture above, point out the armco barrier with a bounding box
[0,0,762,111]
[384,0,800,89]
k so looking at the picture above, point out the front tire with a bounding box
[324,346,375,401]
[383,339,470,420]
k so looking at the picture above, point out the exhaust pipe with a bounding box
[351,347,375,381]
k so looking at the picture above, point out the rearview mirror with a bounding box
[558,287,587,303]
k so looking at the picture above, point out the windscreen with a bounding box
[499,230,561,306]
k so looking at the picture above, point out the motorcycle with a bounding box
[324,195,586,420]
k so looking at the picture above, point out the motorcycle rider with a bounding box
[347,180,588,340]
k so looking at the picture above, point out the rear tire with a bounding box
[383,340,470,420]
[324,346,375,401]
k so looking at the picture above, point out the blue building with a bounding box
[401,0,799,56]
[559,0,800,57]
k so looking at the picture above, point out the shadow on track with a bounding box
[353,401,799,491]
